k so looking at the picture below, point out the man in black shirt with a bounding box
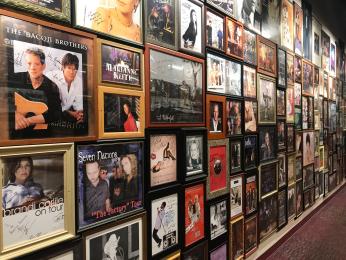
[8,47,62,139]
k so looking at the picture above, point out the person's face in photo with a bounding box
[15,159,31,184]
[190,142,200,160]
[117,0,139,14]
[243,0,257,14]
[63,64,77,83]
[265,132,270,146]
[86,162,100,186]
[213,104,220,121]
[123,103,130,115]
[192,10,197,23]
[121,156,132,176]
[99,169,108,181]
[25,53,45,80]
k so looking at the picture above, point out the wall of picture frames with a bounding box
[0,0,346,259]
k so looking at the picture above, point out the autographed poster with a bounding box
[77,142,144,230]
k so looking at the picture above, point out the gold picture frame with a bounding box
[0,143,75,259]
[98,86,145,139]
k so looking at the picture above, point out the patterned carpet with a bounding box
[266,185,346,260]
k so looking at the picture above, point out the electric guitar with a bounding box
[14,92,48,130]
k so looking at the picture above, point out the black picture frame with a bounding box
[226,98,243,137]
[230,138,243,174]
[277,119,287,151]
[244,135,258,171]
[287,124,295,153]
[259,192,278,241]
[259,160,278,200]
[259,126,277,163]
[182,239,208,260]
[205,7,225,53]
[278,48,287,88]
[277,88,286,117]
[278,188,287,229]
[296,180,303,218]
[278,152,287,188]
[303,164,315,190]
[245,171,258,216]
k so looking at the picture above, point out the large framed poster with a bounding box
[0,10,96,147]
[0,143,75,259]
[76,141,144,231]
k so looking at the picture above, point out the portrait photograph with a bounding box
[243,65,257,98]
[278,189,287,228]
[244,135,257,170]
[184,183,205,247]
[210,243,227,260]
[259,193,277,241]
[257,35,277,78]
[287,153,296,185]
[226,99,242,136]
[209,199,228,240]
[230,140,242,174]
[258,74,276,124]
[179,0,203,55]
[207,52,229,94]
[277,120,286,151]
[303,131,315,166]
[259,161,278,199]
[278,48,287,88]
[244,216,257,256]
[207,0,236,17]
[145,0,177,49]
[207,95,226,139]
[206,9,225,51]
[321,30,330,72]
[302,60,314,96]
[75,0,142,44]
[303,164,314,190]
[296,131,303,156]
[294,3,303,56]
[294,82,301,106]
[278,153,287,188]
[147,46,204,126]
[245,174,257,215]
[84,213,144,260]
[245,100,257,132]
[226,17,244,60]
[281,0,294,51]
[287,125,295,152]
[296,156,303,181]
[244,28,257,65]
[277,89,286,116]
[286,86,295,123]
[287,184,296,220]
[294,55,302,83]
[227,59,242,96]
[230,175,243,219]
[312,16,322,68]
[259,126,276,162]
[330,42,336,76]
[296,180,303,216]
[237,0,261,32]
[230,216,244,260]
[185,135,204,177]
[286,51,295,85]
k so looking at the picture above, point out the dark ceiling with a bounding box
[305,0,346,43]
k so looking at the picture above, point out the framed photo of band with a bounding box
[0,143,75,259]
[98,86,145,139]
[0,10,96,147]
[206,8,225,52]
[257,35,277,78]
[145,44,205,127]
[74,0,143,45]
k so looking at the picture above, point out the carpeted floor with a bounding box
[266,185,346,260]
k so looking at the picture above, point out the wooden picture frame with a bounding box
[207,196,229,243]
[226,98,243,137]
[226,17,244,60]
[302,59,314,96]
[243,65,257,99]
[207,94,226,139]
[286,50,295,85]
[244,100,258,133]
[294,55,302,83]
[0,143,75,259]
[259,160,278,200]
[257,35,277,78]
[229,216,244,260]
[257,73,276,124]
[206,8,225,52]
[162,250,181,260]
[259,126,277,163]
[286,85,295,123]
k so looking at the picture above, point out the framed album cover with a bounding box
[303,131,315,166]
[286,85,295,123]
[244,28,257,66]
[258,74,276,124]
[230,174,243,219]
[302,60,314,96]
[97,39,143,89]
[244,100,257,133]
[226,99,243,137]
[209,243,227,260]
[226,17,244,60]
[76,141,144,231]
[0,10,96,147]
[244,135,257,170]
[245,173,257,215]
[0,143,75,259]
[278,189,287,228]
[287,184,296,220]
[277,89,286,116]
[207,139,230,200]
[303,164,314,190]
[206,0,235,17]
[280,0,294,51]
[207,95,226,139]
[294,2,303,56]
[294,55,302,83]
[278,48,287,88]
[286,51,295,85]
[179,0,204,56]
[229,216,244,260]
[243,65,257,99]
[206,8,225,52]
[74,0,142,45]
[208,197,228,241]
[287,153,296,185]
[259,193,277,241]
[98,86,145,139]
[259,126,277,163]
[230,139,243,174]
[277,119,286,151]
[182,240,208,260]
[259,160,278,200]
[278,153,287,188]
[244,215,257,257]
[144,0,178,50]
[83,212,146,260]
[145,44,204,127]
[257,35,277,78]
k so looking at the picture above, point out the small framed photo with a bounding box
[296,131,303,156]
[182,240,208,260]
[287,184,296,220]
[280,0,294,51]
[294,82,302,107]
[259,126,277,163]
[302,96,314,130]
[207,139,230,200]
[76,141,144,231]
[226,17,244,60]
[244,28,257,66]
[0,144,75,259]
[296,157,302,181]
[243,65,257,99]
[278,189,287,228]
[277,119,286,151]
[302,60,314,96]
[287,124,295,152]
[244,135,257,170]
[286,85,295,123]
[296,180,303,217]
[303,188,315,210]
[179,0,204,56]
[319,146,325,171]
[207,95,226,139]
[209,243,228,260]
[294,3,303,56]
[278,48,287,88]
[258,74,276,124]
[257,35,277,78]
[314,66,320,86]
[98,86,145,139]
[286,51,295,85]
[287,153,296,185]
[230,139,243,174]
[206,8,225,52]
[226,99,243,137]
[312,17,322,67]
[83,212,146,260]
[259,161,278,200]
[278,153,287,188]
[230,174,243,219]
[303,131,315,166]
[230,216,244,260]
[244,100,258,133]
[294,55,302,83]
[244,215,258,257]
[277,89,286,116]
[259,193,278,241]
[208,197,228,241]
[303,164,314,190]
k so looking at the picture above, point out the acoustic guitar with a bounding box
[14,92,48,130]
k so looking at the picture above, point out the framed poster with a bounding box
[0,10,96,147]
[182,240,208,260]
[245,174,257,215]
[302,60,314,96]
[244,135,257,170]
[312,16,322,67]
[230,139,243,174]
[83,212,145,260]
[278,48,287,88]
[287,124,295,153]
[287,184,296,220]
[277,89,286,116]
[321,30,330,72]
[97,39,143,89]
[257,74,276,124]
[0,143,75,259]
[98,86,145,139]
[230,174,243,219]
[244,215,257,257]
[294,2,303,56]
[302,1,312,60]
[76,141,144,231]
[303,131,315,166]
[206,8,225,52]
[144,0,178,50]
[294,55,302,83]
[244,100,257,133]
[278,189,287,228]
[208,197,228,241]
[261,0,280,44]
[226,99,243,137]
[277,119,286,151]
[286,85,295,123]
[280,0,294,51]
[244,28,257,66]
[259,193,277,241]
[230,216,244,260]
[287,153,296,185]
[243,65,257,99]
[303,164,314,190]
[302,96,314,130]
[209,243,227,260]
[278,153,287,188]
[226,17,244,60]
[259,126,277,163]
[207,139,230,200]
[236,0,261,32]
[207,95,226,139]
[207,0,236,17]
[257,35,277,78]
[286,51,295,85]
[74,0,142,44]
[146,44,204,127]
[179,0,204,56]
[259,160,278,200]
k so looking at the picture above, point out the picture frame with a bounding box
[278,48,287,88]
[277,119,286,151]
[206,0,235,18]
[244,135,257,170]
[319,146,325,171]
[294,82,302,107]
[302,59,314,96]
[296,180,303,217]
[206,8,225,52]
[74,0,143,45]
[278,188,287,228]
[76,140,144,231]
[208,196,229,242]
[303,187,315,210]
[294,2,303,56]
[0,10,97,147]
[162,250,181,260]
[296,156,303,181]
[296,131,303,156]
[144,0,178,50]
[312,16,322,67]
[259,160,278,200]
[226,17,244,60]
[146,128,180,190]
[98,86,145,139]
[303,131,315,166]
[83,211,146,260]
[229,216,244,260]
[302,1,312,60]
[230,139,243,174]
[278,153,287,188]
[207,94,226,139]
[259,192,278,241]
[145,44,205,127]
[286,51,295,85]
[257,35,277,78]
[243,65,257,99]
[244,215,258,257]
[244,100,258,133]
[0,143,75,259]
[178,0,205,57]
[209,242,228,260]
[294,55,302,83]
[277,89,286,117]
[207,139,230,200]
[230,174,243,219]
[226,98,243,137]
[261,0,281,44]
[243,28,257,66]
[258,74,276,124]
[286,85,295,123]
[280,0,294,51]
[287,153,296,185]
[287,184,296,220]
[182,240,208,260]
[303,164,314,190]
[97,39,143,89]
[287,124,295,153]
[259,126,277,163]
[302,96,314,130]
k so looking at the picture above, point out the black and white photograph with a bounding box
[186,135,204,176]
[259,126,277,162]
[237,0,261,32]
[230,175,243,219]
[244,135,257,170]
[231,140,242,173]
[209,199,228,240]
[207,0,236,17]
[206,9,225,51]
[261,0,281,44]
[258,74,276,124]
[245,100,257,132]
